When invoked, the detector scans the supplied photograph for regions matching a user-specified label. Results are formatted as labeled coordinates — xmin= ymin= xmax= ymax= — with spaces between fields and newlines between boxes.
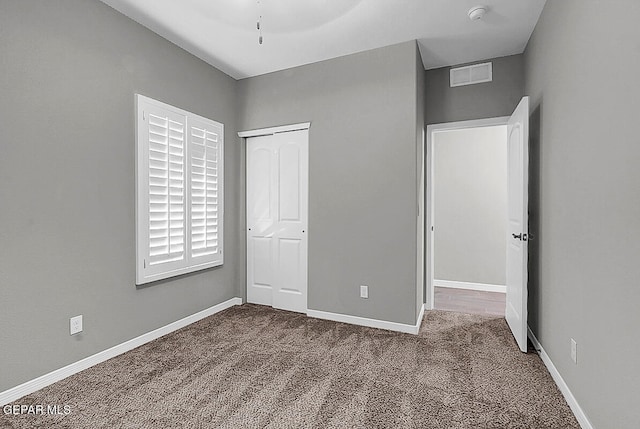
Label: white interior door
xmin=246 ymin=130 xmax=308 ymax=313
xmin=417 ymin=129 xmax=425 ymax=308
xmin=506 ymin=96 xmax=530 ymax=352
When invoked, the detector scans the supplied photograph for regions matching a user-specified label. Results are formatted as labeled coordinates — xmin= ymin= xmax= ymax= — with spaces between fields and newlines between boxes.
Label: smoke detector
xmin=468 ymin=6 xmax=488 ymax=21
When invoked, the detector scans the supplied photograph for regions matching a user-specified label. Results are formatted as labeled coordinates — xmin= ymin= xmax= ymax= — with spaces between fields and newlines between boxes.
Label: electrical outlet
xmin=70 ymin=315 xmax=83 ymax=335
xmin=570 ymin=338 xmax=577 ymax=364
xmin=360 ymin=285 xmax=369 ymax=299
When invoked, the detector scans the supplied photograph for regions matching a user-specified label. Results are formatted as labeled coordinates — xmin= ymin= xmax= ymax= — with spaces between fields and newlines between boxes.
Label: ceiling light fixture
xmin=256 ymin=0 xmax=263 ymax=45
xmin=468 ymin=6 xmax=488 ymax=21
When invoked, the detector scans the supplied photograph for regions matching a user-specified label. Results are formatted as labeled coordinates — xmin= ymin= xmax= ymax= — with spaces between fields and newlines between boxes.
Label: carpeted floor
xmin=1 ymin=304 xmax=579 ymax=429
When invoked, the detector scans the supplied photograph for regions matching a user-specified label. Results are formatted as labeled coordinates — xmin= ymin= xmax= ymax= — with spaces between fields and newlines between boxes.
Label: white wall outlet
xmin=570 ymin=338 xmax=577 ymax=364
xmin=70 ymin=315 xmax=83 ymax=335
xmin=360 ymin=285 xmax=369 ymax=299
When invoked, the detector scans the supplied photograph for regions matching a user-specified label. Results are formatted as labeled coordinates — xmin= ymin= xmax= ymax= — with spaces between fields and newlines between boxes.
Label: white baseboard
xmin=0 ymin=297 xmax=243 ymax=406
xmin=434 ymin=279 xmax=506 ymax=293
xmin=307 ymin=304 xmax=425 ymax=335
xmin=527 ymin=327 xmax=594 ymax=429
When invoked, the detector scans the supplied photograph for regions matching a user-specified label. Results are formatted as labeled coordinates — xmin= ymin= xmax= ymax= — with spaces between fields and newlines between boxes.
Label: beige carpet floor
xmin=1 ymin=304 xmax=579 ymax=429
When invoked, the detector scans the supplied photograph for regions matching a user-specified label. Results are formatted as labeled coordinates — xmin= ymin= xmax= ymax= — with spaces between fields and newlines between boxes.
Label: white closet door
xmin=246 ymin=130 xmax=308 ymax=313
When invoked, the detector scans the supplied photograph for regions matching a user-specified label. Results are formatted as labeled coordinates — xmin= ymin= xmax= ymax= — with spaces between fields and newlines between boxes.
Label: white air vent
xmin=450 ymin=62 xmax=492 ymax=87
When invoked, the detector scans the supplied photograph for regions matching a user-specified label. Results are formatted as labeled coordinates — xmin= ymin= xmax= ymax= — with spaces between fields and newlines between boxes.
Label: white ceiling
xmin=100 ymin=0 xmax=547 ymax=80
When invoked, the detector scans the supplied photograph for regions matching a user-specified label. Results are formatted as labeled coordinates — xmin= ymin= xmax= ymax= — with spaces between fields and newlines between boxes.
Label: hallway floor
xmin=434 ymin=286 xmax=506 ymax=316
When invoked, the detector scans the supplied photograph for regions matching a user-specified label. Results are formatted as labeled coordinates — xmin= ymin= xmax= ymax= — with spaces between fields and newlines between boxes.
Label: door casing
xmin=425 ymin=116 xmax=510 ymax=310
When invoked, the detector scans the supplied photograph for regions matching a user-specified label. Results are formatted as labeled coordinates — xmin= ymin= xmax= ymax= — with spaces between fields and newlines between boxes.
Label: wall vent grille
xmin=450 ymin=62 xmax=493 ymax=87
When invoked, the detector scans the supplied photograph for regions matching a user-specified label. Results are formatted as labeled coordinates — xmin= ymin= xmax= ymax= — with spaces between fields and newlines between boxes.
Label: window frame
xmin=135 ymin=94 xmax=224 ymax=285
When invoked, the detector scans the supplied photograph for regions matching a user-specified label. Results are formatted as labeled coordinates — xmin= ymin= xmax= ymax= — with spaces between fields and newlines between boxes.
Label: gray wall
xmin=524 ymin=1 xmax=640 ymax=427
xmin=425 ymin=54 xmax=524 ymax=125
xmin=0 ymin=0 xmax=240 ymax=392
xmin=238 ymin=41 xmax=420 ymax=325
xmin=434 ymin=126 xmax=507 ymax=285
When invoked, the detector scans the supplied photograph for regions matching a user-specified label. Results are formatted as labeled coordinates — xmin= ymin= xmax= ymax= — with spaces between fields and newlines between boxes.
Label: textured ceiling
xmin=100 ymin=0 xmax=547 ymax=79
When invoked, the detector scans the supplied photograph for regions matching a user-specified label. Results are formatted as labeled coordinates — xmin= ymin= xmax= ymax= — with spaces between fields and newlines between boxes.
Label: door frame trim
xmin=238 ymin=122 xmax=311 ymax=138
xmin=425 ymin=116 xmax=509 ymax=310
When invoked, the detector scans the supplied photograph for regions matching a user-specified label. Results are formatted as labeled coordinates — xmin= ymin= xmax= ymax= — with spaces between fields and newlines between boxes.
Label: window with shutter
xmin=136 ymin=95 xmax=224 ymax=285
xmin=189 ymin=119 xmax=223 ymax=262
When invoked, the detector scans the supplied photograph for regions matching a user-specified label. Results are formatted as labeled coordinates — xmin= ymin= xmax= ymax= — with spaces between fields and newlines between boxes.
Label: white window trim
xmin=135 ymin=94 xmax=224 ymax=285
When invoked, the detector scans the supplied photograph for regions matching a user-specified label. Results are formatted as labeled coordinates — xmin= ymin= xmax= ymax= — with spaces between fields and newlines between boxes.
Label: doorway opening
xmin=427 ymin=118 xmax=509 ymax=317
xmin=426 ymin=96 xmax=530 ymax=353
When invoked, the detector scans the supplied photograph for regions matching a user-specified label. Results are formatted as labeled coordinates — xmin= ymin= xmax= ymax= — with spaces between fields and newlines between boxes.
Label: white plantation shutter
xmin=136 ymin=95 xmax=224 ymax=285
xmin=147 ymin=111 xmax=185 ymax=266
xmin=189 ymin=118 xmax=223 ymax=264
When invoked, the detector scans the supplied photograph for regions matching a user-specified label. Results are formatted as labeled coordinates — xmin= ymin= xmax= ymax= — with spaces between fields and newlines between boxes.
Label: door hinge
xmin=144 ymin=259 xmax=146 ymax=268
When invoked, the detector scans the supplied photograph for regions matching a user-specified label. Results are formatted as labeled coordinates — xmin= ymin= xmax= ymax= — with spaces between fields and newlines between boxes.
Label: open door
xmin=506 ymin=96 xmax=530 ymax=352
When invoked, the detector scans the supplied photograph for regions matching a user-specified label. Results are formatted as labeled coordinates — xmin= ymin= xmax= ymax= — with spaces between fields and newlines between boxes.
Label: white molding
xmin=416 ymin=303 xmax=425 ymax=333
xmin=237 ymin=122 xmax=311 ymax=138
xmin=433 ymin=279 xmax=506 ymax=294
xmin=308 ymin=304 xmax=425 ymax=335
xmin=0 ymin=297 xmax=243 ymax=406
xmin=427 ymin=122 xmax=435 ymax=310
xmin=428 ymin=116 xmax=510 ymax=133
xmin=527 ymin=327 xmax=594 ymax=429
